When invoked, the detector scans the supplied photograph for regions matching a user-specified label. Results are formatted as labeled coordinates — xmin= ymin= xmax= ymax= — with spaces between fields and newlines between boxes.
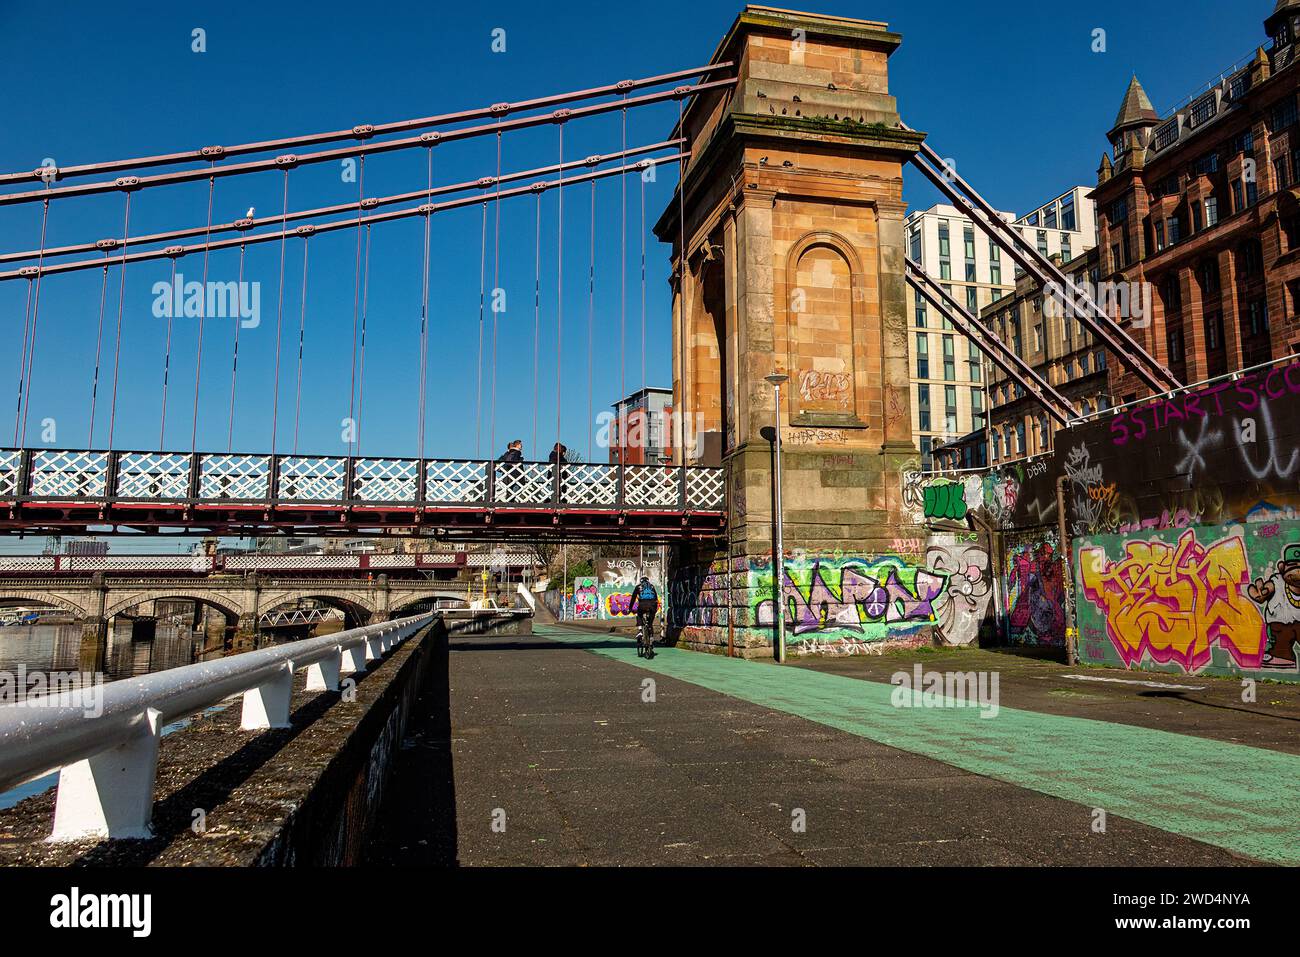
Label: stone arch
xmin=257 ymin=592 xmax=376 ymax=630
xmin=783 ymin=230 xmax=866 ymax=423
xmin=105 ymin=591 xmax=243 ymax=622
xmin=0 ymin=591 xmax=89 ymax=619
xmin=390 ymin=593 xmax=468 ymax=617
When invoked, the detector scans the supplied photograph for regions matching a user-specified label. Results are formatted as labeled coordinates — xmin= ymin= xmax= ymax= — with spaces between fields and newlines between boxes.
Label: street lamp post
xmin=765 ymin=373 xmax=789 ymax=664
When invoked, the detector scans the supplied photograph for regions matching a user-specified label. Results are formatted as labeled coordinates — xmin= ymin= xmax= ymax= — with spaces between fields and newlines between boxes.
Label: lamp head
xmin=765 ymin=373 xmax=789 ymax=387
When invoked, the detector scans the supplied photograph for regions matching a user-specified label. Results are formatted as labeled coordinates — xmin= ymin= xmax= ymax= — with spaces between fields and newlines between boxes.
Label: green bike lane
xmin=538 ymin=625 xmax=1299 ymax=865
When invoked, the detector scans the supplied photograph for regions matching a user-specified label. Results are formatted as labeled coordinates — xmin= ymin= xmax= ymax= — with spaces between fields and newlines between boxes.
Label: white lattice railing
xmin=0 ymin=449 xmax=726 ymax=513
xmin=495 ymin=463 xmax=553 ymax=505
xmin=354 ymin=458 xmax=419 ymax=503
xmin=561 ymin=464 xmax=619 ymax=506
xmin=29 ymin=451 xmax=110 ymax=498
xmin=200 ymin=454 xmax=271 ymax=500
xmin=278 ymin=456 xmax=346 ymax=501
xmin=115 ymin=453 xmax=192 ymax=500
xmin=0 ymin=451 xmax=21 ymax=499
xmin=624 ymin=465 xmax=681 ymax=509
xmin=425 ymin=460 xmax=489 ymax=504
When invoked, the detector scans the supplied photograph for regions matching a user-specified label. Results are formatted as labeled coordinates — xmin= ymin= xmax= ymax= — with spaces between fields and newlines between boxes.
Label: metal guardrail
xmin=0 ymin=448 xmax=727 ymax=512
xmin=0 ymin=613 xmax=434 ymax=842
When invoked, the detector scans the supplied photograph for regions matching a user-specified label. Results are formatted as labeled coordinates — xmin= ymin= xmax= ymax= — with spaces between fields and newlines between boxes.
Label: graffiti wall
xmin=573 ymin=577 xmax=598 ymax=620
xmin=1002 ymin=531 xmax=1066 ymax=647
xmin=670 ymin=534 xmax=994 ymax=656
xmin=1075 ymin=523 xmax=1299 ymax=681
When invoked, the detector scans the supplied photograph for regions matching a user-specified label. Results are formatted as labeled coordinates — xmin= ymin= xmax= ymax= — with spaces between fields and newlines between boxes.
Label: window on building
xmin=920 ymin=436 xmax=932 ymax=469
xmin=968 ymin=339 xmax=982 ymax=382
xmin=916 ymin=333 xmax=929 ymax=378
xmin=1097 ymin=350 xmax=1107 ymax=371
xmin=1154 ymin=120 xmax=1180 ymax=151
xmin=1272 ymin=96 xmax=1298 ymax=133
xmin=943 ymin=335 xmax=955 ymax=381
xmin=966 ymin=287 xmax=978 ymax=314
xmin=940 ymin=260 xmax=951 ymax=281
xmin=1081 ymin=352 xmax=1091 ymax=375
xmin=917 ymin=385 xmax=931 ymax=431
xmin=1061 ymin=194 xmax=1077 ymax=231
xmin=910 ymin=228 xmax=922 ymax=264
xmin=938 ymin=221 xmax=950 ymax=257
xmin=1015 ymin=421 xmax=1026 ymax=455
xmin=1198 ymin=259 xmax=1221 ymax=296
xmin=944 ymin=385 xmax=958 ymax=436
xmin=1033 ymin=323 xmax=1043 ymax=353
xmin=963 ymin=226 xmax=975 ymax=261
xmin=914 ymin=288 xmax=927 ymax=327
xmin=1276 ymin=155 xmax=1291 ymax=190
xmin=1061 ymin=233 xmax=1072 ymax=263
xmin=1232 ymin=179 xmax=1245 ymax=213
xmin=992 ymin=430 xmax=1002 ymax=460
xmin=1192 ymin=151 xmax=1220 ymax=176
xmin=1248 ymin=298 xmax=1270 ymax=336
xmin=971 ymin=386 xmax=984 ymax=426
xmin=1168 ymin=328 xmax=1185 ymax=362
xmin=1036 ymin=230 xmax=1049 ymax=257
xmin=1205 ymin=196 xmax=1219 ymax=228
xmin=990 ymin=261 xmax=1001 ymax=285
xmin=1192 ymin=202 xmax=1204 ymax=233
xmin=1241 ymin=238 xmax=1263 ymax=277
xmin=1162 ymin=274 xmax=1182 ymax=311
xmin=1247 ymin=179 xmax=1259 ymax=205
xmin=1154 ymin=219 xmax=1166 ymax=252
xmin=1167 ymin=215 xmax=1182 ymax=244
xmin=1188 ymin=92 xmax=1217 ymax=129
xmin=1111 ymin=198 xmax=1129 ymax=223
xmin=1206 ymin=312 xmax=1224 ymax=351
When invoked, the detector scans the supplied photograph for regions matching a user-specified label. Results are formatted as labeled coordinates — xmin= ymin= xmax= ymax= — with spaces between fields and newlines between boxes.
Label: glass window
xmin=909 ymin=228 xmax=922 ymax=264
xmin=914 ymin=288 xmax=927 ymax=327
xmin=917 ymin=385 xmax=931 ymax=431
xmin=1061 ymin=194 xmax=1076 ymax=231
xmin=1205 ymin=196 xmax=1219 ymax=228
xmin=966 ymin=287 xmax=978 ymax=314
xmin=915 ymin=333 xmax=929 ymax=378
xmin=943 ymin=335 xmax=955 ymax=381
xmin=938 ymin=221 xmax=950 ymax=257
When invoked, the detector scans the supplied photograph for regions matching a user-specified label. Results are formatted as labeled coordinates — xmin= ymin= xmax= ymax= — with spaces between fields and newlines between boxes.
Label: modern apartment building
xmin=608 ymin=387 xmax=674 ymax=465
xmin=907 ymin=190 xmax=1097 ymax=467
xmin=1093 ymin=0 xmax=1300 ymax=404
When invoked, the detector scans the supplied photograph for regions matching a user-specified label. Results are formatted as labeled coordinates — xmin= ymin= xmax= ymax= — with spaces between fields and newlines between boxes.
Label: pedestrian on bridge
xmin=548 ymin=442 xmax=568 ymax=464
xmin=499 ymin=440 xmax=523 ymax=464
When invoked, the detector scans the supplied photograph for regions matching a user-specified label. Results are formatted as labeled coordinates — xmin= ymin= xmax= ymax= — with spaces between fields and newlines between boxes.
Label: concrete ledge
xmin=0 ymin=622 xmax=444 ymax=866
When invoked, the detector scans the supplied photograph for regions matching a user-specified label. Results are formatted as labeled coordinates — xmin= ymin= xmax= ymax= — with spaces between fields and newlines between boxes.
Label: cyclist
xmin=629 ymin=576 xmax=660 ymax=652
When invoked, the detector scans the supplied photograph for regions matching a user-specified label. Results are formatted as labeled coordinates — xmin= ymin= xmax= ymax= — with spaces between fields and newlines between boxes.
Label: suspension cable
xmin=88 ymin=254 xmax=109 ymax=447
xmin=1 ymin=140 xmax=685 ymax=268
xmin=191 ymin=169 xmax=215 ymax=453
xmin=158 ymin=255 xmax=177 ymax=450
xmin=676 ymin=99 xmax=687 ymax=467
xmin=357 ymin=224 xmax=371 ymax=456
xmin=620 ymin=97 xmax=628 ymax=418
xmin=15 ymin=198 xmax=50 ymax=447
xmin=587 ymin=180 xmax=596 ymax=462
xmin=270 ymin=169 xmax=290 ymax=454
xmin=489 ymin=127 xmax=502 ymax=458
xmin=555 ymin=123 xmax=565 ymax=455
xmin=417 ymin=148 xmax=433 ymax=460
xmin=0 ymin=80 xmax=734 ymax=210
xmin=0 ymin=63 xmax=730 ymax=185
xmin=293 ymin=237 xmax=310 ymax=455
xmin=476 ymin=196 xmax=487 ymax=458
xmin=347 ymin=155 xmax=365 ymax=458
xmin=2 ymin=154 xmax=687 ymax=283
xmin=531 ymin=193 xmax=542 ymax=457
xmin=106 ymin=192 xmax=133 ymax=453
xmin=641 ymin=171 xmax=647 ymax=401
xmin=11 ymin=278 xmax=32 ymax=447
xmin=226 ymin=242 xmax=246 ymax=453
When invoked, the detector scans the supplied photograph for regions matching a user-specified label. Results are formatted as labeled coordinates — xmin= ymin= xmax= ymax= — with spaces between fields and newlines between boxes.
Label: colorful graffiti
xmin=1077 ymin=529 xmax=1265 ymax=673
xmin=1003 ymin=538 xmax=1066 ymax=647
xmin=573 ymin=577 xmax=598 ymax=620
xmin=754 ymin=558 xmax=944 ymax=637
xmin=602 ymin=587 xmax=635 ymax=619
xmin=923 ymin=481 xmax=968 ymax=521
xmin=925 ymin=535 xmax=992 ymax=647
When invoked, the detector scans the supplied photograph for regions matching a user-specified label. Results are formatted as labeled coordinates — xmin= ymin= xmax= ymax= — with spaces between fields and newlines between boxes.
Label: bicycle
xmin=636 ymin=612 xmax=656 ymax=659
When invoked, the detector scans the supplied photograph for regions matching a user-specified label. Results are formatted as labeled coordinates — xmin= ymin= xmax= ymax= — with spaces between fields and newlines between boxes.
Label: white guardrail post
xmin=0 ymin=613 xmax=435 ymax=843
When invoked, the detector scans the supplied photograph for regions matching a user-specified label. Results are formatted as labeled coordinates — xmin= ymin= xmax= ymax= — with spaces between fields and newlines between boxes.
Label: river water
xmin=0 ymin=621 xmax=203 ymax=680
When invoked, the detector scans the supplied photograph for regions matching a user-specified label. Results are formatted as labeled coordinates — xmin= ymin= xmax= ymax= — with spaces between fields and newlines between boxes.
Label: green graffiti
xmin=924 ymin=481 xmax=967 ymax=521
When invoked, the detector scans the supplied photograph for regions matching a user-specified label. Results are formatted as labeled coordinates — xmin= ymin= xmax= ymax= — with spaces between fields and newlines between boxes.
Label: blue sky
xmin=0 ymin=0 xmax=1272 ymax=475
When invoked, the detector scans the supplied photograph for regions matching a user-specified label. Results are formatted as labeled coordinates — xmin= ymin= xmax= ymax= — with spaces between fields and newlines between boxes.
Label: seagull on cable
xmin=245 ymin=206 xmax=255 ymax=219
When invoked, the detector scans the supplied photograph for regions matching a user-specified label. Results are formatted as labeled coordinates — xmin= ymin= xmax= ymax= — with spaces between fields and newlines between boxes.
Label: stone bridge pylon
xmin=657 ymin=7 xmax=924 ymax=655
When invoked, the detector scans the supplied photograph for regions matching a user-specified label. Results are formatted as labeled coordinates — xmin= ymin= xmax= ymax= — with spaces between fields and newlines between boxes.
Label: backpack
xmin=637 ymin=582 xmax=658 ymax=602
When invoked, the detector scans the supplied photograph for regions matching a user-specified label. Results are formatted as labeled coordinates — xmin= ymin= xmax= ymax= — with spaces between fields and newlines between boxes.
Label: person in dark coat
xmin=499 ymin=440 xmax=523 ymax=463
xmin=547 ymin=442 xmax=568 ymax=464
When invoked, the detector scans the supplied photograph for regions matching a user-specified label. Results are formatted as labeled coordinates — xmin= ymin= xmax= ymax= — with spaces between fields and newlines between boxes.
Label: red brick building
xmin=1094 ymin=0 xmax=1300 ymax=403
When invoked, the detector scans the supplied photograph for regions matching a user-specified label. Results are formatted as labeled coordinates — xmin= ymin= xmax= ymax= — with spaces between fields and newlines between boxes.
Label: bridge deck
xmin=0 ymin=449 xmax=725 ymax=541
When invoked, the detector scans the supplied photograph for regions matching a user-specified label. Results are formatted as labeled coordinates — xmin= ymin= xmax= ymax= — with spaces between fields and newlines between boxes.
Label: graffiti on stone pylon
xmin=754 ymin=558 xmax=945 ymax=637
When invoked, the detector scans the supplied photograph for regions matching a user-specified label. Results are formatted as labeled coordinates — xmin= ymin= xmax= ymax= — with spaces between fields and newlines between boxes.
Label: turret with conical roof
xmin=1108 ymin=76 xmax=1160 ymax=168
